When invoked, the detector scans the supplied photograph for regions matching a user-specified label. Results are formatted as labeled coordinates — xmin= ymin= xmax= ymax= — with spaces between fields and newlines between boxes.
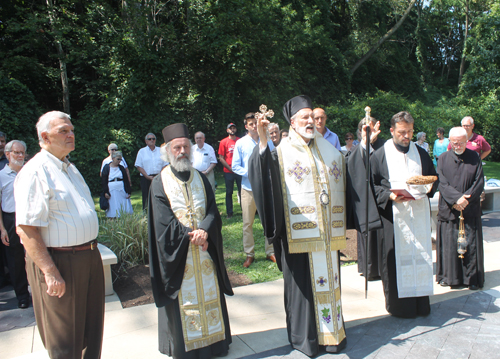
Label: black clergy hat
xmin=162 ymin=123 xmax=190 ymax=143
xmin=282 ymin=95 xmax=313 ymax=123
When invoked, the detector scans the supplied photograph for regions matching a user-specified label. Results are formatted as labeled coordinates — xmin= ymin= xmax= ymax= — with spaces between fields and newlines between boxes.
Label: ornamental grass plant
xmin=98 ymin=210 xmax=149 ymax=269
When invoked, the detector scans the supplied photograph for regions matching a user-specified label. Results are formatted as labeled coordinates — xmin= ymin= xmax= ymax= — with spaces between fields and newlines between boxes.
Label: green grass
xmin=483 ymin=161 xmax=500 ymax=181
xmin=93 ymin=169 xmax=283 ymax=284
xmin=214 ymin=171 xmax=283 ymax=284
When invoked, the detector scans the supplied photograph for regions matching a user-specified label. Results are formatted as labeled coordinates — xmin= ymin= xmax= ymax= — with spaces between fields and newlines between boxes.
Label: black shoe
xmin=439 ymin=281 xmax=448 ymax=287
xmin=226 ymin=214 xmax=233 ymax=219
xmin=469 ymin=285 xmax=479 ymax=291
xmin=18 ymin=299 xmax=30 ymax=309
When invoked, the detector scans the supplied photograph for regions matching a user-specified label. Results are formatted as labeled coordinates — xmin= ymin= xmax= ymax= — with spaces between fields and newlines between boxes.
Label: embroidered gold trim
xmin=290 ymin=206 xmax=316 ymax=215
xmin=331 ymin=206 xmax=344 ymax=214
xmin=292 ymin=221 xmax=317 ymax=230
xmin=161 ymin=167 xmax=225 ymax=352
xmin=332 ymin=220 xmax=344 ymax=228
xmin=286 ymin=160 xmax=311 ymax=183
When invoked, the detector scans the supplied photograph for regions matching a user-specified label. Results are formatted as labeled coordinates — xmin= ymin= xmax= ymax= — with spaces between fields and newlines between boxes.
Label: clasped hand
xmin=453 ymin=194 xmax=470 ymax=211
xmin=188 ymin=229 xmax=209 ymax=251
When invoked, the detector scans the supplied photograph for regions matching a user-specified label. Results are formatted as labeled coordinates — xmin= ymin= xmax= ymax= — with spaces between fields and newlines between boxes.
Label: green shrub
xmin=98 ymin=211 xmax=148 ymax=269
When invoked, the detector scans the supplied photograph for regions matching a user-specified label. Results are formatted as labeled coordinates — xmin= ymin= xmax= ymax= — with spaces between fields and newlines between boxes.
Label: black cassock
xmin=347 ymin=138 xmax=385 ymax=280
xmin=436 ymin=149 xmax=484 ymax=287
xmin=148 ymin=168 xmax=233 ymax=359
xmin=249 ymin=143 xmax=380 ymax=356
xmin=371 ymin=143 xmax=438 ymax=318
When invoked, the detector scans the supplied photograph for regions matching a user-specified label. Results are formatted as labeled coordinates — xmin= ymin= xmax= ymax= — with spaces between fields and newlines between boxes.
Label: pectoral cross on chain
xmin=257 ymin=104 xmax=274 ymax=119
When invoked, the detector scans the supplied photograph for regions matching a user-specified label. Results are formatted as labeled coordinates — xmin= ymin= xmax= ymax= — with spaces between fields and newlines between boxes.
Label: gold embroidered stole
xmin=278 ymin=128 xmax=346 ymax=345
xmin=161 ymin=166 xmax=225 ymax=351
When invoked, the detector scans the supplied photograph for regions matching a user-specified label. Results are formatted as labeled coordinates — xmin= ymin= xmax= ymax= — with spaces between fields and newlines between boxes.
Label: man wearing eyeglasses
xmin=436 ymin=127 xmax=484 ymax=291
xmin=135 ymin=133 xmax=168 ymax=210
xmin=371 ymin=111 xmax=438 ymax=318
xmin=447 ymin=116 xmax=491 ymax=160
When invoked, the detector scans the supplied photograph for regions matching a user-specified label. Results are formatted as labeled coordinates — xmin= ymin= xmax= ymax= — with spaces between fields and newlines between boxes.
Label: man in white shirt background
xmin=0 ymin=140 xmax=30 ymax=309
xmin=135 ymin=133 xmax=168 ymax=210
xmin=191 ymin=131 xmax=217 ymax=193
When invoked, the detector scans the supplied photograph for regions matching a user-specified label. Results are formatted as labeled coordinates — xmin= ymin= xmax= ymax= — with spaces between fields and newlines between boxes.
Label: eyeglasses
xmin=147 ymin=138 xmax=156 ymax=141
xmin=110 ymin=148 xmax=117 ymax=151
xmin=451 ymin=141 xmax=467 ymax=147
xmin=462 ymin=125 xmax=473 ymax=128
xmin=345 ymin=138 xmax=354 ymax=141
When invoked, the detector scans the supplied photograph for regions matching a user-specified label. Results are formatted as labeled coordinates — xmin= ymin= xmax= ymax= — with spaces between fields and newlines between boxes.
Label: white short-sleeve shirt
xmin=15 ymin=149 xmax=99 ymax=247
xmin=134 ymin=146 xmax=167 ymax=176
xmin=191 ymin=143 xmax=217 ymax=172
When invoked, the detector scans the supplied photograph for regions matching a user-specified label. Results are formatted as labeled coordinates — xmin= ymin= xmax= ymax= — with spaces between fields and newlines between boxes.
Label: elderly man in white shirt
xmin=135 ymin=133 xmax=168 ymax=210
xmin=0 ymin=140 xmax=30 ymax=309
xmin=191 ymin=131 xmax=218 ymax=193
xmin=15 ymin=111 xmax=104 ymax=359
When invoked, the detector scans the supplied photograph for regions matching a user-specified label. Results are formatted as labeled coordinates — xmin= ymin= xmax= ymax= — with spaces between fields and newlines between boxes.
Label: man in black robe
xmin=249 ymin=96 xmax=381 ymax=357
xmin=436 ymin=126 xmax=484 ymax=290
xmin=349 ymin=117 xmax=385 ymax=280
xmin=149 ymin=123 xmax=233 ymax=359
xmin=371 ymin=111 xmax=438 ymax=318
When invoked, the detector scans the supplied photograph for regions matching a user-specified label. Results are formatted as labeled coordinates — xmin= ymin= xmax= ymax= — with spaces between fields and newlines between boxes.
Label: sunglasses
xmin=147 ymin=138 xmax=156 ymax=141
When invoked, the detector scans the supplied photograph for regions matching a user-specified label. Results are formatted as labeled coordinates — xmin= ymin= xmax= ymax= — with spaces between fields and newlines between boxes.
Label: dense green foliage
xmin=1 ymin=0 xmax=499 ymax=193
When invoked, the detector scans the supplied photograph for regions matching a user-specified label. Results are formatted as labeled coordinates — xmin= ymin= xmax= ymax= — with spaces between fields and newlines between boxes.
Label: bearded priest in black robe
xmin=148 ymin=123 xmax=233 ymax=359
xmin=248 ymin=96 xmax=380 ymax=356
xmin=436 ymin=126 xmax=485 ymax=290
xmin=371 ymin=111 xmax=438 ymax=318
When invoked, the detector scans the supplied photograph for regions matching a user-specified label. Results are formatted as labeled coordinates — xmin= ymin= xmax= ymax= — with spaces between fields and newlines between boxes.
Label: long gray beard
xmin=169 ymin=153 xmax=192 ymax=172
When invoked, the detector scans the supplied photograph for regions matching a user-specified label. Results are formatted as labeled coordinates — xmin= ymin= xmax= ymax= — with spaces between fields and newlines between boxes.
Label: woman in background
xmin=416 ymin=132 xmax=430 ymax=152
xmin=101 ymin=151 xmax=133 ymax=218
xmin=433 ymin=127 xmax=449 ymax=166
xmin=341 ymin=132 xmax=356 ymax=154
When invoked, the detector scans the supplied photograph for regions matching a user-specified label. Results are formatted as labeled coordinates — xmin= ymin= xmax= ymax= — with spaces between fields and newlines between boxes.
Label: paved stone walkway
xmin=241 ymin=291 xmax=500 ymax=358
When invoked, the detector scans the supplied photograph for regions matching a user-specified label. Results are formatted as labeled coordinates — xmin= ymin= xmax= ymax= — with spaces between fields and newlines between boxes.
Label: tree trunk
xmin=350 ymin=0 xmax=417 ymax=75
xmin=458 ymin=0 xmax=469 ymax=87
xmin=46 ymin=0 xmax=70 ymax=114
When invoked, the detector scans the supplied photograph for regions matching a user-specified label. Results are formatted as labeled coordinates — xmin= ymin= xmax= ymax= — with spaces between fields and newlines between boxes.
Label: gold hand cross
xmin=257 ymin=104 xmax=274 ymax=119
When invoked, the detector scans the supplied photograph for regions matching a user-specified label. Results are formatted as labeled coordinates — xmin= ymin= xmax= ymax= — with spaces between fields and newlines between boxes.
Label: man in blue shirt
xmin=232 ymin=113 xmax=275 ymax=268
xmin=312 ymin=108 xmax=341 ymax=150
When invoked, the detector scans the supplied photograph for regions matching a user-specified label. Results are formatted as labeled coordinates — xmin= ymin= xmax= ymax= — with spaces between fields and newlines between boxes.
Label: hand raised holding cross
xmin=255 ymin=104 xmax=274 ymax=151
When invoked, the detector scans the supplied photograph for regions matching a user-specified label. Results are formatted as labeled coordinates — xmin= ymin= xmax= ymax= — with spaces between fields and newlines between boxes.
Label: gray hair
xmin=0 ymin=131 xmax=6 ymax=139
xmin=269 ymin=123 xmax=280 ymax=131
xmin=195 ymin=131 xmax=205 ymax=138
xmin=111 ymin=150 xmax=122 ymax=159
xmin=5 ymin=140 xmax=27 ymax=152
xmin=145 ymin=133 xmax=156 ymax=141
xmin=36 ymin=111 xmax=71 ymax=146
xmin=461 ymin=116 xmax=474 ymax=126
xmin=416 ymin=132 xmax=426 ymax=141
xmin=108 ymin=143 xmax=118 ymax=151
xmin=449 ymin=127 xmax=467 ymax=139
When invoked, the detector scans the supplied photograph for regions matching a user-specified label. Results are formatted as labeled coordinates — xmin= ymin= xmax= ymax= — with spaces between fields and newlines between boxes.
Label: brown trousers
xmin=27 ymin=246 xmax=105 ymax=359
